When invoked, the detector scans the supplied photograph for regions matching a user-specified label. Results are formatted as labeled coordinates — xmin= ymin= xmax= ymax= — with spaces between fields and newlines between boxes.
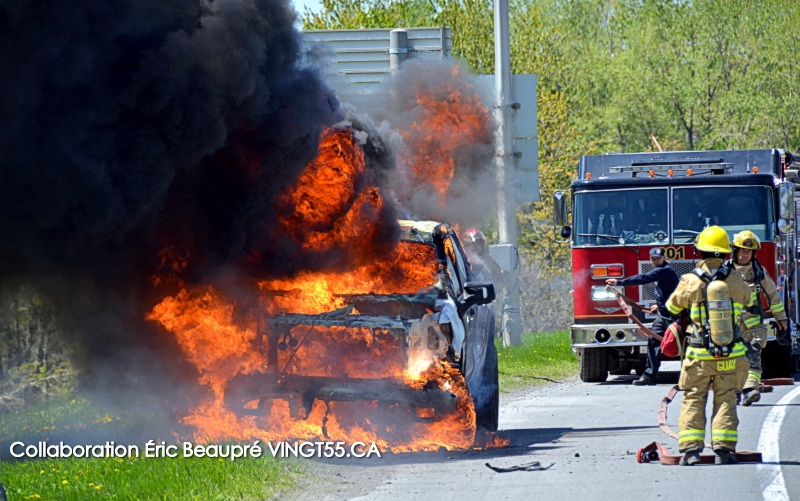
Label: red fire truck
xmin=554 ymin=149 xmax=800 ymax=382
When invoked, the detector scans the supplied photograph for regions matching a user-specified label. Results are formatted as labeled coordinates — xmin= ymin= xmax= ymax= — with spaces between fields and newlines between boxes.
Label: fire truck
xmin=553 ymin=149 xmax=800 ymax=382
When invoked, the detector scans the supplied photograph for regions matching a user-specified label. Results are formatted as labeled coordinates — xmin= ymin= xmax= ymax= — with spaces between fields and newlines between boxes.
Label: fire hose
xmin=605 ymin=288 xmax=796 ymax=464
xmin=637 ymin=381 xmax=795 ymax=465
xmin=608 ymin=286 xmax=662 ymax=341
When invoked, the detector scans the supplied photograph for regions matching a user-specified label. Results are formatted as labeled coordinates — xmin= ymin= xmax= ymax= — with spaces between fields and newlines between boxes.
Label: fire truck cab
xmin=554 ymin=149 xmax=800 ymax=382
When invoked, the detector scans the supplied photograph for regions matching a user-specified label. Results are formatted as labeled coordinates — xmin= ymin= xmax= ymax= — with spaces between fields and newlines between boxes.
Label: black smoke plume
xmin=0 ymin=0 xmax=497 ymax=437
xmin=0 ymin=0 xmax=346 ymax=406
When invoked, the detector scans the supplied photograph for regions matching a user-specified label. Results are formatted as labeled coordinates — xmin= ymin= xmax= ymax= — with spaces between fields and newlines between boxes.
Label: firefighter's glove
xmin=777 ymin=328 xmax=792 ymax=346
xmin=746 ymin=305 xmax=762 ymax=315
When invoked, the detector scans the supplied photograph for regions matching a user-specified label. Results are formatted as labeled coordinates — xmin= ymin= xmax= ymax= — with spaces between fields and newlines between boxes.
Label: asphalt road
xmin=289 ymin=362 xmax=800 ymax=501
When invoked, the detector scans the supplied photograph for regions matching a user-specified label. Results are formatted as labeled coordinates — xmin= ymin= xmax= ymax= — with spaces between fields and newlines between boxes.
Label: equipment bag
xmin=661 ymin=313 xmax=689 ymax=358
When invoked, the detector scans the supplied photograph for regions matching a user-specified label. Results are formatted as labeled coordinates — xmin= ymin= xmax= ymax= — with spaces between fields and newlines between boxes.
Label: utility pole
xmin=494 ymin=0 xmax=522 ymax=347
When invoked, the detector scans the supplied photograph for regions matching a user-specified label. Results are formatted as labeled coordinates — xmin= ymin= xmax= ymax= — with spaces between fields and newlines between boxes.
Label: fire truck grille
xmin=639 ymin=259 xmax=696 ymax=308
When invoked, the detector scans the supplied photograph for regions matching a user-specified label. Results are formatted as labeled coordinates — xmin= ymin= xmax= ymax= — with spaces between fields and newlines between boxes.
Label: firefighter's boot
xmin=679 ymin=450 xmax=701 ymax=466
xmin=714 ymin=449 xmax=738 ymax=465
xmin=633 ymin=374 xmax=656 ymax=386
xmin=741 ymin=387 xmax=760 ymax=407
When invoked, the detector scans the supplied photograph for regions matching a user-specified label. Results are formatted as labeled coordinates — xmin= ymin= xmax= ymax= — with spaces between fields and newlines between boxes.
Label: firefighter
xmin=462 ymin=228 xmax=504 ymax=338
xmin=606 ymin=247 xmax=679 ymax=385
xmin=727 ymin=230 xmax=788 ymax=406
xmin=665 ymin=225 xmax=752 ymax=465
xmin=462 ymin=228 xmax=500 ymax=283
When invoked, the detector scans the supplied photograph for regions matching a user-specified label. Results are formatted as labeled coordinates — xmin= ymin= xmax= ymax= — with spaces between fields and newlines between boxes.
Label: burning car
xmin=221 ymin=220 xmax=499 ymax=439
xmin=149 ymin=125 xmax=502 ymax=450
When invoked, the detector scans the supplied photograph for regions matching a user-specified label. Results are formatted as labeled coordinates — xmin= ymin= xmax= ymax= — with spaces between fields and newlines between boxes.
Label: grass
xmin=497 ymin=330 xmax=579 ymax=392
xmin=0 ymin=396 xmax=302 ymax=500
xmin=1 ymin=330 xmax=574 ymax=499
xmin=2 ymin=454 xmax=299 ymax=500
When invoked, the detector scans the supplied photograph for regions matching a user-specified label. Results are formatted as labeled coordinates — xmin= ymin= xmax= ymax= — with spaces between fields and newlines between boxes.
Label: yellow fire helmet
xmin=695 ymin=225 xmax=732 ymax=254
xmin=731 ymin=230 xmax=761 ymax=250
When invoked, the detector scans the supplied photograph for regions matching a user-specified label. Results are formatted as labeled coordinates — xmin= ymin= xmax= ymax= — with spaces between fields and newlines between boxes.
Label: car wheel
xmin=475 ymin=340 xmax=499 ymax=431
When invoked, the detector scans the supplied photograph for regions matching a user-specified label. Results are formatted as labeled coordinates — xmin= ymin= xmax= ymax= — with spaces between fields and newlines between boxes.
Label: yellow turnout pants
xmin=678 ymin=355 xmax=749 ymax=453
xmin=741 ymin=324 xmax=767 ymax=390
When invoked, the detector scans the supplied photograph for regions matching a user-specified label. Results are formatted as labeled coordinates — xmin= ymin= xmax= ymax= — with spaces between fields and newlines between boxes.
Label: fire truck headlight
xmin=591 ymin=286 xmax=622 ymax=301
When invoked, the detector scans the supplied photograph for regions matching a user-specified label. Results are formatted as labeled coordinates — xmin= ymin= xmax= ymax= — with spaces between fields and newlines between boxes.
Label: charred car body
xmin=224 ymin=220 xmax=500 ymax=432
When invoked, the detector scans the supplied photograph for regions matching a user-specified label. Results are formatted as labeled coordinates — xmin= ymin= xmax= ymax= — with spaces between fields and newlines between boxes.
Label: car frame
xmin=223 ymin=220 xmax=500 ymax=432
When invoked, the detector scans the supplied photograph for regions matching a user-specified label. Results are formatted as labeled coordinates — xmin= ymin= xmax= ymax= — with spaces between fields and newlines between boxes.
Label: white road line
xmin=757 ymin=384 xmax=800 ymax=501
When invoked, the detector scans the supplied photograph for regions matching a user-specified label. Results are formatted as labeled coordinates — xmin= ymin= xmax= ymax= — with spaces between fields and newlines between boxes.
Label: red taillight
xmin=607 ymin=265 xmax=623 ymax=277
xmin=591 ymin=264 xmax=624 ymax=279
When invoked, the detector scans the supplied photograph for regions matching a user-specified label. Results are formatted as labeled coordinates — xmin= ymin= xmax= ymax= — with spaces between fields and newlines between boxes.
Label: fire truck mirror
xmin=778 ymin=182 xmax=794 ymax=222
xmin=553 ymin=190 xmax=568 ymax=227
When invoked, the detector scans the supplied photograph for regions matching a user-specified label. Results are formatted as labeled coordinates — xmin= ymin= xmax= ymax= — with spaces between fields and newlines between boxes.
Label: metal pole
xmin=389 ymin=29 xmax=409 ymax=72
xmin=494 ymin=0 xmax=521 ymax=346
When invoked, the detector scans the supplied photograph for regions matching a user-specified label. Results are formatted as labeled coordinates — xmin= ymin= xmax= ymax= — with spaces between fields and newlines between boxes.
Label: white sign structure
xmin=302 ymin=27 xmax=451 ymax=89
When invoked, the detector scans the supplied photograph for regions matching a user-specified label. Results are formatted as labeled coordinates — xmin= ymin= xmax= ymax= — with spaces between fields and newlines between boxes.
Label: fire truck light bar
xmin=609 ymin=162 xmax=733 ymax=174
xmin=591 ymin=264 xmax=624 ymax=279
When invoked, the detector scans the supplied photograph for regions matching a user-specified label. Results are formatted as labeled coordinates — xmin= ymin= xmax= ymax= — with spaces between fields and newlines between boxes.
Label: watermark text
xmin=9 ymin=440 xmax=381 ymax=461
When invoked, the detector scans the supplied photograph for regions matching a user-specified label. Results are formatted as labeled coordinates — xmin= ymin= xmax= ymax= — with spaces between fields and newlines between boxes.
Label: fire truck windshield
xmin=573 ymin=185 xmax=775 ymax=247
xmin=573 ymin=188 xmax=668 ymax=246
xmin=672 ymin=186 xmax=774 ymax=243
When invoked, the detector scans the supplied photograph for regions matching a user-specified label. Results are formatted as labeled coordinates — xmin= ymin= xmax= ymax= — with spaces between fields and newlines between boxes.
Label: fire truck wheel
xmin=761 ymin=341 xmax=794 ymax=379
xmin=580 ymin=348 xmax=609 ymax=382
xmin=475 ymin=341 xmax=499 ymax=432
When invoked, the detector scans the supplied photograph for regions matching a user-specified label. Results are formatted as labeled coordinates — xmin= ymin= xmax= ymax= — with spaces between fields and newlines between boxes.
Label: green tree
xmin=0 ymin=285 xmax=78 ymax=412
xmin=302 ymin=0 xmax=436 ymax=30
xmin=556 ymin=0 xmax=800 ymax=151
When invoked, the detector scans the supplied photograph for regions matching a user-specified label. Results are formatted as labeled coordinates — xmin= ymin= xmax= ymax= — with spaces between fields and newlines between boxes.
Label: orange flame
xmin=277 ymin=128 xmax=385 ymax=258
xmin=148 ymin=278 xmax=477 ymax=451
xmin=149 ymin=83 xmax=502 ymax=452
xmin=400 ymin=64 xmax=493 ymax=207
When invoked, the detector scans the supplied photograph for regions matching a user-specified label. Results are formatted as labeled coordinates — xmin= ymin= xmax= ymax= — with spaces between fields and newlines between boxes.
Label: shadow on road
xmin=306 ymin=424 xmax=657 ymax=467
xmin=600 ymin=370 xmax=681 ymax=386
